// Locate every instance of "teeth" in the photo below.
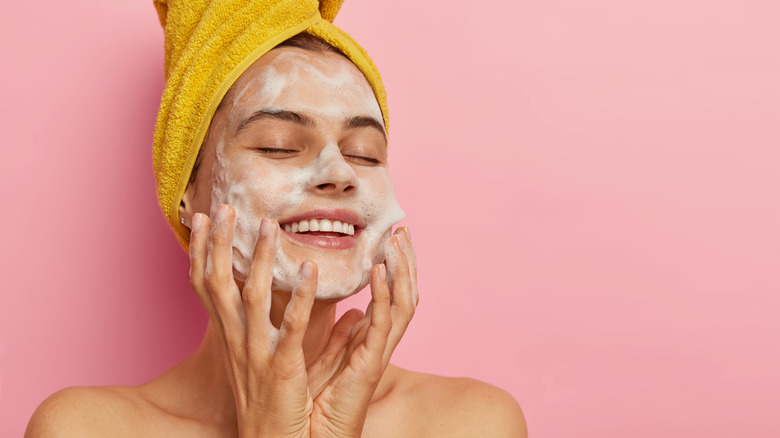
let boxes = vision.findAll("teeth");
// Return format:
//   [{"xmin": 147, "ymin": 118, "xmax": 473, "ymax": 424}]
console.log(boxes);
[{"xmin": 281, "ymin": 218, "xmax": 357, "ymax": 236}]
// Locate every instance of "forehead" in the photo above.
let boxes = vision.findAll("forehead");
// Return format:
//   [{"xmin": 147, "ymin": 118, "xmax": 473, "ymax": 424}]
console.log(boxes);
[{"xmin": 225, "ymin": 47, "xmax": 383, "ymax": 127}]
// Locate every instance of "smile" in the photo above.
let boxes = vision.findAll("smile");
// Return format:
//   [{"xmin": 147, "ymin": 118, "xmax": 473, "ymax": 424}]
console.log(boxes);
[
  {"xmin": 282, "ymin": 218, "xmax": 356, "ymax": 236},
  {"xmin": 277, "ymin": 209, "xmax": 364, "ymax": 249}
]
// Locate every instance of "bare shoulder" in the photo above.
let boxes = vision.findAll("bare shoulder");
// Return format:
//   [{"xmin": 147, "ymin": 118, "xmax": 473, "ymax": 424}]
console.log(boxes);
[
  {"xmin": 25, "ymin": 386, "xmax": 149, "ymax": 438},
  {"xmin": 380, "ymin": 366, "xmax": 528, "ymax": 437}
]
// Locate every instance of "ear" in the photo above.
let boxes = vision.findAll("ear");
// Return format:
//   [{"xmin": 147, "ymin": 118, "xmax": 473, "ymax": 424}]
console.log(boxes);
[{"xmin": 178, "ymin": 183, "xmax": 196, "ymax": 230}]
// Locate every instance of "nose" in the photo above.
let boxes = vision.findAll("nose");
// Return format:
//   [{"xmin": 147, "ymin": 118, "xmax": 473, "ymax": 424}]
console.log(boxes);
[{"xmin": 311, "ymin": 143, "xmax": 359, "ymax": 195}]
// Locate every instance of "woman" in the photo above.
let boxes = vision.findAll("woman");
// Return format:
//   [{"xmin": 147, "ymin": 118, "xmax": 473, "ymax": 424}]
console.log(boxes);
[{"xmin": 26, "ymin": 1, "xmax": 526, "ymax": 436}]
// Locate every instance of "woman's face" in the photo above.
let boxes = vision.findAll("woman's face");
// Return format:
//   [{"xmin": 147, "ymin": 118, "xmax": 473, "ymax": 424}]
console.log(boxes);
[{"xmin": 186, "ymin": 47, "xmax": 404, "ymax": 300}]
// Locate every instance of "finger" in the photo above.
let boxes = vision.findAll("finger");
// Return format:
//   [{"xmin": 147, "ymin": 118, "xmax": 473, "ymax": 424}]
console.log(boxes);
[
  {"xmin": 276, "ymin": 261, "xmax": 318, "ymax": 360},
  {"xmin": 382, "ymin": 235, "xmax": 415, "ymax": 365},
  {"xmin": 364, "ymin": 263, "xmax": 392, "ymax": 357},
  {"xmin": 345, "ymin": 307, "xmax": 372, "ymax": 359},
  {"xmin": 189, "ymin": 213, "xmax": 220, "ymax": 323},
  {"xmin": 191, "ymin": 211, "xmax": 246, "ymax": 395},
  {"xmin": 317, "ymin": 308, "xmax": 366, "ymax": 368},
  {"xmin": 396, "ymin": 227, "xmax": 419, "ymax": 306},
  {"xmin": 321, "ymin": 308, "xmax": 364, "ymax": 360},
  {"xmin": 243, "ymin": 217, "xmax": 278, "ymax": 360},
  {"xmin": 306, "ymin": 308, "xmax": 364, "ymax": 397},
  {"xmin": 387, "ymin": 234, "xmax": 414, "ymax": 319},
  {"xmin": 205, "ymin": 204, "xmax": 246, "ymax": 355}
]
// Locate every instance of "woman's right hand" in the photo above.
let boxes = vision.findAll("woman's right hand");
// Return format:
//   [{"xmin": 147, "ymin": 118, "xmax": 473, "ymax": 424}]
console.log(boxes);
[{"xmin": 188, "ymin": 204, "xmax": 317, "ymax": 437}]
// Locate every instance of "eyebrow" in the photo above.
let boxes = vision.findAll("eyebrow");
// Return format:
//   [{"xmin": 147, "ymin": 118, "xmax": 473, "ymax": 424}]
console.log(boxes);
[
  {"xmin": 236, "ymin": 109, "xmax": 316, "ymax": 134},
  {"xmin": 345, "ymin": 115, "xmax": 387, "ymax": 140},
  {"xmin": 235, "ymin": 108, "xmax": 386, "ymax": 139}
]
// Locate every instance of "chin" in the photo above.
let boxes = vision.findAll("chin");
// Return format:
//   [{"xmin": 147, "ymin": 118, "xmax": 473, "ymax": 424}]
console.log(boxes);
[
  {"xmin": 311, "ymin": 271, "xmax": 371, "ymax": 300},
  {"xmin": 280, "ymin": 236, "xmax": 390, "ymax": 301},
  {"xmin": 230, "ymin": 228, "xmax": 392, "ymax": 301}
]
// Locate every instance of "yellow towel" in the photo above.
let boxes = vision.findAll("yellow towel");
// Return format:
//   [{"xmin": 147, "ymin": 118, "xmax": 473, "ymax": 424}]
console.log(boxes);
[{"xmin": 152, "ymin": 0, "xmax": 389, "ymax": 251}]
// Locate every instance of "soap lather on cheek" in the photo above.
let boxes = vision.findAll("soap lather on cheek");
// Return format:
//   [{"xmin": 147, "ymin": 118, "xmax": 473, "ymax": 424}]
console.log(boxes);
[{"xmin": 210, "ymin": 141, "xmax": 404, "ymax": 298}]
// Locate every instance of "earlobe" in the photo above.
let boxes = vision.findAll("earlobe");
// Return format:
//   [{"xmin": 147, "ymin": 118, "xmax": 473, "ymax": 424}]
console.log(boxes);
[{"xmin": 178, "ymin": 184, "xmax": 196, "ymax": 229}]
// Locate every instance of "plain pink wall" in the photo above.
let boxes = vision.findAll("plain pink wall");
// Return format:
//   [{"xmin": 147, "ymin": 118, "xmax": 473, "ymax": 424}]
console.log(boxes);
[{"xmin": 2, "ymin": 0, "xmax": 779, "ymax": 436}]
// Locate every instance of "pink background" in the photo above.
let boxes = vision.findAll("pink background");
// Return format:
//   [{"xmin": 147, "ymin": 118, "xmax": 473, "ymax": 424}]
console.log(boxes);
[{"xmin": 2, "ymin": 0, "xmax": 779, "ymax": 436}]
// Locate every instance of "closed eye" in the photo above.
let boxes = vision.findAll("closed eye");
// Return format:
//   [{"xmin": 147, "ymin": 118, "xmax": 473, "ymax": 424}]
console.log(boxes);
[{"xmin": 345, "ymin": 155, "xmax": 381, "ymax": 165}]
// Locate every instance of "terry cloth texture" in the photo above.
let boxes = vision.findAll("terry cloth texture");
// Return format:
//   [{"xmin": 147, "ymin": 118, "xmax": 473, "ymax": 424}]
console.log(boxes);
[{"xmin": 152, "ymin": 0, "xmax": 389, "ymax": 251}]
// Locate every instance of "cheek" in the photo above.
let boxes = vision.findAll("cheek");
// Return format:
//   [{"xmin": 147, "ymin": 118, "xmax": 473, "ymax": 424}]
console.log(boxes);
[
  {"xmin": 359, "ymin": 169, "xmax": 405, "ymax": 232},
  {"xmin": 218, "ymin": 159, "xmax": 300, "ymax": 215},
  {"xmin": 364, "ymin": 170, "xmax": 400, "ymax": 207}
]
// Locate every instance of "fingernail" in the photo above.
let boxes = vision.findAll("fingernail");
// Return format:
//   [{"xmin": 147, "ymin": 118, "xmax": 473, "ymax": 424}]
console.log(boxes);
[
  {"xmin": 192, "ymin": 213, "xmax": 203, "ymax": 232},
  {"xmin": 299, "ymin": 260, "xmax": 314, "ymax": 278},
  {"xmin": 378, "ymin": 264, "xmax": 387, "ymax": 280},
  {"xmin": 259, "ymin": 218, "xmax": 274, "ymax": 237},
  {"xmin": 216, "ymin": 204, "xmax": 229, "ymax": 222},
  {"xmin": 403, "ymin": 227, "xmax": 412, "ymax": 242}
]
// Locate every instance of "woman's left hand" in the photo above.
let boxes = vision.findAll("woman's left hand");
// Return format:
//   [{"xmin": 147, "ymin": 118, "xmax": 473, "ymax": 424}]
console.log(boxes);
[{"xmin": 306, "ymin": 227, "xmax": 418, "ymax": 437}]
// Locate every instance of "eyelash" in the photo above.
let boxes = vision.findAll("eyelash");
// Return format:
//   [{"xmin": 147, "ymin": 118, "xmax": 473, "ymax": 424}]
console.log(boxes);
[
  {"xmin": 257, "ymin": 147, "xmax": 297, "ymax": 155},
  {"xmin": 256, "ymin": 148, "xmax": 381, "ymax": 165}
]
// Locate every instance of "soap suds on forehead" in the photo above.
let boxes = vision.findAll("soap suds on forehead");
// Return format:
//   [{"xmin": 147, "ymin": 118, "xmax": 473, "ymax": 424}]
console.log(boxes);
[{"xmin": 229, "ymin": 50, "xmax": 384, "ymax": 129}]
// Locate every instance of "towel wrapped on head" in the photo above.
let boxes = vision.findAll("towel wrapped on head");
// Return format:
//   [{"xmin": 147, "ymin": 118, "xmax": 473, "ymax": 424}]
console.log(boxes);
[{"xmin": 152, "ymin": 0, "xmax": 389, "ymax": 251}]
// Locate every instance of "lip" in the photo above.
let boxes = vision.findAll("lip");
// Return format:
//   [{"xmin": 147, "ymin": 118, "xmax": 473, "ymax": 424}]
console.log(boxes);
[
  {"xmin": 282, "ymin": 230, "xmax": 360, "ymax": 250},
  {"xmin": 278, "ymin": 208, "xmax": 365, "ymax": 250}
]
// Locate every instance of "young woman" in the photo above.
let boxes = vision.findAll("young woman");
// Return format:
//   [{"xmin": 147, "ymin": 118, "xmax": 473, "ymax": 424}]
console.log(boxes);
[{"xmin": 26, "ymin": 2, "xmax": 527, "ymax": 436}]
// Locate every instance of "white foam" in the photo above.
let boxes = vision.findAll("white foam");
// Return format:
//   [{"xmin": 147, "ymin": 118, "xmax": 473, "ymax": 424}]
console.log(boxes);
[{"xmin": 230, "ymin": 50, "xmax": 383, "ymax": 128}]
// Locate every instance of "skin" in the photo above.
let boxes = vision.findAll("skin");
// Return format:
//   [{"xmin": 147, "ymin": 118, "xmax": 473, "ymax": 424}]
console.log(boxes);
[{"xmin": 25, "ymin": 47, "xmax": 527, "ymax": 437}]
